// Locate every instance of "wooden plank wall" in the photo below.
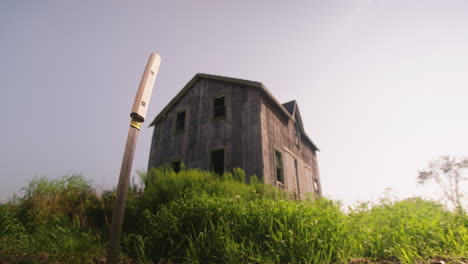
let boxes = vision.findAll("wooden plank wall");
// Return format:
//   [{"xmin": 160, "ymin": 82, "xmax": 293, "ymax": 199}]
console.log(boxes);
[
  {"xmin": 260, "ymin": 96, "xmax": 321, "ymax": 197},
  {"xmin": 148, "ymin": 76, "xmax": 321, "ymax": 197},
  {"xmin": 148, "ymin": 78, "xmax": 263, "ymax": 180}
]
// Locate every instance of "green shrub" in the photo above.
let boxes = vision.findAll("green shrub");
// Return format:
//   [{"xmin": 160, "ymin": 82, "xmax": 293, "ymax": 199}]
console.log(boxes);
[
  {"xmin": 139, "ymin": 167, "xmax": 283, "ymax": 214},
  {"xmin": 14, "ymin": 174, "xmax": 105, "ymax": 228},
  {"xmin": 345, "ymin": 197, "xmax": 468, "ymax": 263},
  {"xmin": 133, "ymin": 195, "xmax": 346, "ymax": 263},
  {"xmin": 0, "ymin": 175, "xmax": 106, "ymax": 263},
  {"xmin": 1, "ymin": 169, "xmax": 466, "ymax": 263},
  {"xmin": 0, "ymin": 223, "xmax": 104, "ymax": 263}
]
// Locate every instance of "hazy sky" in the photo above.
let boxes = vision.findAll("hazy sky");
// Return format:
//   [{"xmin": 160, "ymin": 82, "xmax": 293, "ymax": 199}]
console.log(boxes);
[{"xmin": 2, "ymin": 0, "xmax": 467, "ymax": 205}]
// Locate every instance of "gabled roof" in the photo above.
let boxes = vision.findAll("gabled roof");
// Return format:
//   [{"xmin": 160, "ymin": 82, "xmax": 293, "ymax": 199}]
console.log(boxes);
[
  {"xmin": 149, "ymin": 73, "xmax": 292, "ymax": 126},
  {"xmin": 149, "ymin": 73, "xmax": 318, "ymax": 150},
  {"xmin": 282, "ymin": 100, "xmax": 296, "ymax": 116},
  {"xmin": 282, "ymin": 100, "xmax": 319, "ymax": 151}
]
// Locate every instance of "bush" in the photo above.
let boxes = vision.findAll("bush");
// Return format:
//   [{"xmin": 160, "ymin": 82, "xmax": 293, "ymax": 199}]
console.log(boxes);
[
  {"xmin": 14, "ymin": 174, "xmax": 105, "ymax": 228},
  {"xmin": 138, "ymin": 167, "xmax": 283, "ymax": 213},
  {"xmin": 135, "ymin": 195, "xmax": 346, "ymax": 263},
  {"xmin": 1, "ymin": 169, "xmax": 466, "ymax": 263},
  {"xmin": 345, "ymin": 197, "xmax": 468, "ymax": 263},
  {"xmin": 0, "ymin": 175, "xmax": 106, "ymax": 263}
]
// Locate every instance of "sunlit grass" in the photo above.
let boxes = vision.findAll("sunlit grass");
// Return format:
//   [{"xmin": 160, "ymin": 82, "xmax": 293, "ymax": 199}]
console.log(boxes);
[{"xmin": 0, "ymin": 168, "xmax": 466, "ymax": 263}]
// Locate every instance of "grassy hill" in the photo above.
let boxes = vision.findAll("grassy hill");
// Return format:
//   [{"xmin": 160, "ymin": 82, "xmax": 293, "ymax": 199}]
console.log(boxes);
[{"xmin": 0, "ymin": 168, "xmax": 466, "ymax": 263}]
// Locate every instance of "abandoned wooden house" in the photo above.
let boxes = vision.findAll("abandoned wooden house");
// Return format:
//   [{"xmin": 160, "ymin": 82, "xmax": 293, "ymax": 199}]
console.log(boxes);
[{"xmin": 148, "ymin": 73, "xmax": 322, "ymax": 197}]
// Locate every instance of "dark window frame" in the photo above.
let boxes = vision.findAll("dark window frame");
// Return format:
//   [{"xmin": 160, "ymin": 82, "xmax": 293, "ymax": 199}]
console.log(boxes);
[
  {"xmin": 274, "ymin": 148, "xmax": 284, "ymax": 186},
  {"xmin": 212, "ymin": 95, "xmax": 226, "ymax": 120},
  {"xmin": 294, "ymin": 158, "xmax": 300, "ymax": 197},
  {"xmin": 294, "ymin": 122, "xmax": 301, "ymax": 148},
  {"xmin": 174, "ymin": 108, "xmax": 187, "ymax": 134}
]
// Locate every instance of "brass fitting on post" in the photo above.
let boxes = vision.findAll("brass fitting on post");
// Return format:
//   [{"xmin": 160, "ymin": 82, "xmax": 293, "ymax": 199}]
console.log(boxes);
[{"xmin": 130, "ymin": 119, "xmax": 142, "ymax": 130}]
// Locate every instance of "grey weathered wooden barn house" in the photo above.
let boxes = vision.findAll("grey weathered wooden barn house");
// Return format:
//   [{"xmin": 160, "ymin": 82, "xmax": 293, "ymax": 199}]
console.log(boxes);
[{"xmin": 148, "ymin": 73, "xmax": 322, "ymax": 197}]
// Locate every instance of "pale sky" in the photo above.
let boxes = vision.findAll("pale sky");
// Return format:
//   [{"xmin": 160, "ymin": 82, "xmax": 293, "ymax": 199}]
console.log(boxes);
[{"xmin": 1, "ymin": 0, "xmax": 467, "ymax": 206}]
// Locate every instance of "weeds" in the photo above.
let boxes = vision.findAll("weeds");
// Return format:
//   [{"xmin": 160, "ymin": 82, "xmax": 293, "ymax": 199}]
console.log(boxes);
[
  {"xmin": 0, "ymin": 169, "xmax": 466, "ymax": 263},
  {"xmin": 0, "ymin": 175, "xmax": 105, "ymax": 263}
]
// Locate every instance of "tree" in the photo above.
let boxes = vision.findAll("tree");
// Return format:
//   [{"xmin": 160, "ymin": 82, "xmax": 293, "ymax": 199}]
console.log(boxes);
[{"xmin": 418, "ymin": 155, "xmax": 467, "ymax": 214}]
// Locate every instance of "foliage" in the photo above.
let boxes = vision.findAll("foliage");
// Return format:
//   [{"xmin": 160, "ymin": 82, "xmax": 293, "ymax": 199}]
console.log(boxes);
[
  {"xmin": 418, "ymin": 155, "xmax": 468, "ymax": 213},
  {"xmin": 13, "ymin": 174, "xmax": 106, "ymax": 228},
  {"xmin": 0, "ymin": 168, "xmax": 467, "ymax": 263},
  {"xmin": 139, "ymin": 167, "xmax": 283, "ymax": 211},
  {"xmin": 139, "ymin": 195, "xmax": 346, "ymax": 263},
  {"xmin": 0, "ymin": 175, "xmax": 105, "ymax": 263},
  {"xmin": 346, "ymin": 197, "xmax": 467, "ymax": 263}
]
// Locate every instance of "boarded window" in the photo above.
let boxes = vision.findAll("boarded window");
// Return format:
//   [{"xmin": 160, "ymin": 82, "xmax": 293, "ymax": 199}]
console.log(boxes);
[
  {"xmin": 175, "ymin": 111, "xmax": 186, "ymax": 132},
  {"xmin": 275, "ymin": 150, "xmax": 284, "ymax": 184},
  {"xmin": 213, "ymin": 96, "xmax": 226, "ymax": 119},
  {"xmin": 210, "ymin": 149, "xmax": 225, "ymax": 175},
  {"xmin": 172, "ymin": 161, "xmax": 181, "ymax": 173}
]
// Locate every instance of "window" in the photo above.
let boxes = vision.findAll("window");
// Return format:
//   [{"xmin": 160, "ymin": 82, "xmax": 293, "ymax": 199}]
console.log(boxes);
[
  {"xmin": 294, "ymin": 159, "xmax": 300, "ymax": 196},
  {"xmin": 213, "ymin": 96, "xmax": 226, "ymax": 119},
  {"xmin": 175, "ymin": 110, "xmax": 186, "ymax": 133},
  {"xmin": 313, "ymin": 179, "xmax": 319, "ymax": 192},
  {"xmin": 172, "ymin": 160, "xmax": 181, "ymax": 173},
  {"xmin": 294, "ymin": 123, "xmax": 300, "ymax": 148},
  {"xmin": 275, "ymin": 150, "xmax": 284, "ymax": 184},
  {"xmin": 210, "ymin": 149, "xmax": 225, "ymax": 175}
]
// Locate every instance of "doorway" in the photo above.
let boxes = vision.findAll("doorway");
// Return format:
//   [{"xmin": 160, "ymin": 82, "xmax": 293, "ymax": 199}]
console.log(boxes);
[{"xmin": 210, "ymin": 149, "xmax": 225, "ymax": 175}]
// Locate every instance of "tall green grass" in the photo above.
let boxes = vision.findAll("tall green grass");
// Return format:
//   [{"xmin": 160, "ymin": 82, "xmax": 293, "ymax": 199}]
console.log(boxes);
[
  {"xmin": 345, "ymin": 198, "xmax": 467, "ymax": 263},
  {"xmin": 139, "ymin": 167, "xmax": 283, "ymax": 209},
  {"xmin": 124, "ymin": 168, "xmax": 467, "ymax": 263},
  {"xmin": 139, "ymin": 195, "xmax": 346, "ymax": 263},
  {"xmin": 0, "ymin": 175, "xmax": 105, "ymax": 263},
  {"xmin": 0, "ymin": 168, "xmax": 466, "ymax": 263}
]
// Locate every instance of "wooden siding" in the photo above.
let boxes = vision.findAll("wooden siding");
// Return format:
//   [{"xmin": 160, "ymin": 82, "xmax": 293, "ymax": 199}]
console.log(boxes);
[
  {"xmin": 148, "ymin": 75, "xmax": 321, "ymax": 197},
  {"xmin": 260, "ymin": 96, "xmax": 321, "ymax": 197},
  {"xmin": 283, "ymin": 150, "xmax": 298, "ymax": 195},
  {"xmin": 148, "ymin": 78, "xmax": 263, "ymax": 180}
]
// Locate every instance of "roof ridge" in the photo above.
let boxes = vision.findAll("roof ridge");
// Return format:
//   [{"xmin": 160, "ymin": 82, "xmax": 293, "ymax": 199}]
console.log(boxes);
[
  {"xmin": 149, "ymin": 73, "xmax": 293, "ymax": 126},
  {"xmin": 148, "ymin": 73, "xmax": 319, "ymax": 150}
]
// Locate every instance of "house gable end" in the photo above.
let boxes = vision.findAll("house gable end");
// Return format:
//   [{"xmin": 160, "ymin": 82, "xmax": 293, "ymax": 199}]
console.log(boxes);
[
  {"xmin": 149, "ymin": 74, "xmax": 201, "ymax": 127},
  {"xmin": 290, "ymin": 102, "xmax": 319, "ymax": 151},
  {"xmin": 282, "ymin": 100, "xmax": 296, "ymax": 116},
  {"xmin": 150, "ymin": 73, "xmax": 294, "ymax": 127}
]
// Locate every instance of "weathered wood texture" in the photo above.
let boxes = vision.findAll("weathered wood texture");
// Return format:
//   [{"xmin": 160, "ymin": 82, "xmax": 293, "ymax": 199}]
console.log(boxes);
[
  {"xmin": 148, "ymin": 75, "xmax": 322, "ymax": 197},
  {"xmin": 148, "ymin": 78, "xmax": 263, "ymax": 179},
  {"xmin": 260, "ymin": 97, "xmax": 322, "ymax": 197}
]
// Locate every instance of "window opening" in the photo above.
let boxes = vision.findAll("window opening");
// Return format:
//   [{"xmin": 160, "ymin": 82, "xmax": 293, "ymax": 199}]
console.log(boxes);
[
  {"xmin": 213, "ymin": 96, "xmax": 226, "ymax": 119},
  {"xmin": 294, "ymin": 123, "xmax": 300, "ymax": 147},
  {"xmin": 275, "ymin": 150, "xmax": 284, "ymax": 184},
  {"xmin": 313, "ymin": 179, "xmax": 319, "ymax": 192},
  {"xmin": 210, "ymin": 149, "xmax": 225, "ymax": 175},
  {"xmin": 175, "ymin": 111, "xmax": 186, "ymax": 132},
  {"xmin": 172, "ymin": 161, "xmax": 181, "ymax": 173},
  {"xmin": 294, "ymin": 159, "xmax": 300, "ymax": 196}
]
